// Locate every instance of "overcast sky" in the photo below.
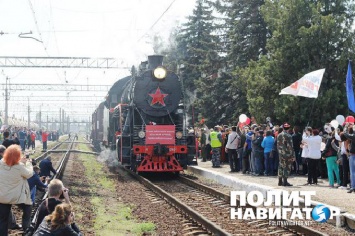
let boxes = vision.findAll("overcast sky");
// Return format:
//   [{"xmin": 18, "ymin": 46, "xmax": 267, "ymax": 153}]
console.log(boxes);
[{"xmin": 0, "ymin": 0, "xmax": 196, "ymax": 121}]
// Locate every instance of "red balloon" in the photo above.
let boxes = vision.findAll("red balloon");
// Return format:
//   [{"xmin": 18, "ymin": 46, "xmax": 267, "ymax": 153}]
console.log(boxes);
[
  {"xmin": 245, "ymin": 117, "xmax": 251, "ymax": 125},
  {"xmin": 346, "ymin": 116, "xmax": 355, "ymax": 124}
]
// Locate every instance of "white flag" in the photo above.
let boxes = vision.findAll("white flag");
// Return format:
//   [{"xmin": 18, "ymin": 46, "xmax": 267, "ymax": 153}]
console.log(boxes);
[{"xmin": 279, "ymin": 68, "xmax": 325, "ymax": 98}]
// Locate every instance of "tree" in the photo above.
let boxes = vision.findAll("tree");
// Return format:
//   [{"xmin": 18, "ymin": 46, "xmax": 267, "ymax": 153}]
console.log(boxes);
[
  {"xmin": 201, "ymin": 0, "xmax": 270, "ymax": 123},
  {"xmin": 176, "ymin": 0, "xmax": 221, "ymax": 92},
  {"xmin": 242, "ymin": 0, "xmax": 355, "ymax": 127}
]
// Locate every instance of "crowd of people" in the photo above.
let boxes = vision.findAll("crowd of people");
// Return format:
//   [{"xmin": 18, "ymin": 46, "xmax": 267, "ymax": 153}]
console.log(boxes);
[
  {"xmin": 0, "ymin": 127, "xmax": 61, "ymax": 152},
  {"xmin": 0, "ymin": 133, "xmax": 81, "ymax": 235},
  {"xmin": 198, "ymin": 116, "xmax": 355, "ymax": 192}
]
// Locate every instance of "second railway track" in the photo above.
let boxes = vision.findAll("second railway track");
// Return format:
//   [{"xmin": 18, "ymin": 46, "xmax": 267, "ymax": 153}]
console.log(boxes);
[{"xmin": 124, "ymin": 167, "xmax": 326, "ymax": 236}]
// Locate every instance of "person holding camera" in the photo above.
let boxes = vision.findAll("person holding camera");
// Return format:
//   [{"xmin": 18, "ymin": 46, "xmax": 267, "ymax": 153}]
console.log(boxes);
[
  {"xmin": 27, "ymin": 165, "xmax": 50, "ymax": 204},
  {"xmin": 34, "ymin": 179, "xmax": 71, "ymax": 231},
  {"xmin": 33, "ymin": 203, "xmax": 82, "ymax": 236},
  {"xmin": 0, "ymin": 145, "xmax": 33, "ymax": 235}
]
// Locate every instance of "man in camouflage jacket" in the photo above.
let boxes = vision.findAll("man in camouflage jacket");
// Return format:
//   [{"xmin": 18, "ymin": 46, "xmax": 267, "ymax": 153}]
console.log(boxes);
[{"xmin": 277, "ymin": 123, "xmax": 295, "ymax": 186}]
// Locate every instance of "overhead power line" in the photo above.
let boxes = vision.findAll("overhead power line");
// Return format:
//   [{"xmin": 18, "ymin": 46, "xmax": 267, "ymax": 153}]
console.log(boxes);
[
  {"xmin": 0, "ymin": 83, "xmax": 111, "ymax": 91},
  {"xmin": 0, "ymin": 56, "xmax": 127, "ymax": 69},
  {"xmin": 138, "ymin": 0, "xmax": 177, "ymax": 42}
]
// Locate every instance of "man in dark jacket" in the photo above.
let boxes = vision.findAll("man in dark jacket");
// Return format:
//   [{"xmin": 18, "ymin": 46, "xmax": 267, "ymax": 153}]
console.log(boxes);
[
  {"xmin": 28, "ymin": 166, "xmax": 49, "ymax": 204},
  {"xmin": 39, "ymin": 156, "xmax": 57, "ymax": 177},
  {"xmin": 2, "ymin": 131, "xmax": 20, "ymax": 148},
  {"xmin": 252, "ymin": 130, "xmax": 264, "ymax": 176}
]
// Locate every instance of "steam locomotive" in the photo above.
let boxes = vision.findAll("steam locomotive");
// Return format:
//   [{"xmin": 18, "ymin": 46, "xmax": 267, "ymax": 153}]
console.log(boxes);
[{"xmin": 92, "ymin": 55, "xmax": 197, "ymax": 172}]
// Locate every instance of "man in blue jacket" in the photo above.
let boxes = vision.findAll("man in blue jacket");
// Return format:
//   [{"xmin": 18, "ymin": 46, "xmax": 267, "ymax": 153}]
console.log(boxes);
[
  {"xmin": 39, "ymin": 156, "xmax": 57, "ymax": 177},
  {"xmin": 28, "ymin": 166, "xmax": 49, "ymax": 204}
]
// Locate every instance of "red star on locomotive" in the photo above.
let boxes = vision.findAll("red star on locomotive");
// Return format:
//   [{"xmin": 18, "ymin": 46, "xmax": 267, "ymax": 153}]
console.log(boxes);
[{"xmin": 149, "ymin": 87, "xmax": 168, "ymax": 106}]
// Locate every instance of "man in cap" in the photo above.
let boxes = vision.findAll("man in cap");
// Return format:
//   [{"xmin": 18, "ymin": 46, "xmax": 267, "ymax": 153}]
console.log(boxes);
[
  {"xmin": 277, "ymin": 123, "xmax": 295, "ymax": 186},
  {"xmin": 209, "ymin": 126, "xmax": 223, "ymax": 167}
]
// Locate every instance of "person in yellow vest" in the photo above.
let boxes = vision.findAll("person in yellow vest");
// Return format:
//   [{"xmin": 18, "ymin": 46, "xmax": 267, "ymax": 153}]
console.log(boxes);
[{"xmin": 209, "ymin": 126, "xmax": 223, "ymax": 167}]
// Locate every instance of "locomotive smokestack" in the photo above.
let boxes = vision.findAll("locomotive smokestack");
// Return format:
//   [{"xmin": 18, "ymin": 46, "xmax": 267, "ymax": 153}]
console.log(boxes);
[{"xmin": 148, "ymin": 55, "xmax": 164, "ymax": 69}]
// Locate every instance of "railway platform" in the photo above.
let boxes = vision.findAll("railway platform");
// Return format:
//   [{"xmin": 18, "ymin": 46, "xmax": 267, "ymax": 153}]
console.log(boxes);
[{"xmin": 187, "ymin": 160, "xmax": 355, "ymax": 229}]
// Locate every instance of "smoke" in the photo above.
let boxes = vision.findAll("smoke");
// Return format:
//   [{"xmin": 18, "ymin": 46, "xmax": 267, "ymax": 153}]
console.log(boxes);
[{"xmin": 97, "ymin": 148, "xmax": 119, "ymax": 167}]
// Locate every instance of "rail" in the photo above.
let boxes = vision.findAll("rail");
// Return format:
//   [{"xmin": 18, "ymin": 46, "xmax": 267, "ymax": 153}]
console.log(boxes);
[
  {"xmin": 122, "ymin": 166, "xmax": 232, "ymax": 236},
  {"xmin": 178, "ymin": 175, "xmax": 327, "ymax": 236},
  {"xmin": 25, "ymin": 138, "xmax": 75, "ymax": 236}
]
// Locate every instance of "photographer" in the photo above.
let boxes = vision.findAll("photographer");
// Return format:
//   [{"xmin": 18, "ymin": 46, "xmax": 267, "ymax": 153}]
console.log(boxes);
[
  {"xmin": 27, "ymin": 165, "xmax": 50, "ymax": 204},
  {"xmin": 33, "ymin": 179, "xmax": 71, "ymax": 231},
  {"xmin": 33, "ymin": 203, "xmax": 81, "ymax": 236}
]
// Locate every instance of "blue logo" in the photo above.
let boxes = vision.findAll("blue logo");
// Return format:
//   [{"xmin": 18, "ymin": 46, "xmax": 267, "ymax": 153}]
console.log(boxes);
[{"xmin": 311, "ymin": 204, "xmax": 331, "ymax": 223}]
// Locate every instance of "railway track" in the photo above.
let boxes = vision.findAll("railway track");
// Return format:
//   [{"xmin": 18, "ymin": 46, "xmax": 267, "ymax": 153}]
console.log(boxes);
[
  {"xmin": 24, "ymin": 138, "xmax": 76, "ymax": 235},
  {"xmin": 7, "ymin": 138, "xmax": 75, "ymax": 236},
  {"xmin": 123, "ymin": 167, "xmax": 326, "ymax": 236}
]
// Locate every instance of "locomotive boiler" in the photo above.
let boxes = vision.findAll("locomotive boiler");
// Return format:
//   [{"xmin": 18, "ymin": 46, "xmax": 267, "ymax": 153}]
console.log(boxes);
[{"xmin": 104, "ymin": 55, "xmax": 197, "ymax": 172}]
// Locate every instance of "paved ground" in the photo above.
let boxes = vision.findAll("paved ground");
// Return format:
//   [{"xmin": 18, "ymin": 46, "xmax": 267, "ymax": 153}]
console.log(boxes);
[{"xmin": 194, "ymin": 160, "xmax": 355, "ymax": 214}]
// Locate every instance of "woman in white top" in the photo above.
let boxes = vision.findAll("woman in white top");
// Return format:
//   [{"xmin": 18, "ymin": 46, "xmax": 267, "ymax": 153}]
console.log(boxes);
[
  {"xmin": 300, "ymin": 127, "xmax": 311, "ymax": 175},
  {"xmin": 302, "ymin": 128, "xmax": 322, "ymax": 185}
]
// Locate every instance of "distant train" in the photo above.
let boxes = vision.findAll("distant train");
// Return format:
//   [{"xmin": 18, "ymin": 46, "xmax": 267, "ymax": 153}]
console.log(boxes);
[{"xmin": 91, "ymin": 55, "xmax": 197, "ymax": 172}]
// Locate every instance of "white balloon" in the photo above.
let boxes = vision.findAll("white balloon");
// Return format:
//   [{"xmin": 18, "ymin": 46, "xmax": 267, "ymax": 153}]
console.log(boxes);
[
  {"xmin": 330, "ymin": 120, "xmax": 339, "ymax": 128},
  {"xmin": 239, "ymin": 114, "xmax": 247, "ymax": 123},
  {"xmin": 336, "ymin": 115, "xmax": 345, "ymax": 125}
]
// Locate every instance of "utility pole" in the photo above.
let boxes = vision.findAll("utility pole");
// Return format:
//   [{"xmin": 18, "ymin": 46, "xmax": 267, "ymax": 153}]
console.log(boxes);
[
  {"xmin": 67, "ymin": 116, "xmax": 70, "ymax": 133},
  {"xmin": 59, "ymin": 108, "xmax": 62, "ymax": 132},
  {"xmin": 4, "ymin": 77, "xmax": 9, "ymax": 126},
  {"xmin": 62, "ymin": 109, "xmax": 65, "ymax": 134},
  {"xmin": 27, "ymin": 97, "xmax": 30, "ymax": 129},
  {"xmin": 39, "ymin": 109, "xmax": 42, "ymax": 129}
]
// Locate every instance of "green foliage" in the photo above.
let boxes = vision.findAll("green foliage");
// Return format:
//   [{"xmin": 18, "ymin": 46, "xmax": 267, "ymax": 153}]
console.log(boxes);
[{"xmin": 162, "ymin": 0, "xmax": 355, "ymax": 127}]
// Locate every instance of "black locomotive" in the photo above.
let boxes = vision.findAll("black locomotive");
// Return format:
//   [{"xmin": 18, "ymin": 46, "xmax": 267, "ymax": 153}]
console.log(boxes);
[{"xmin": 93, "ymin": 55, "xmax": 197, "ymax": 172}]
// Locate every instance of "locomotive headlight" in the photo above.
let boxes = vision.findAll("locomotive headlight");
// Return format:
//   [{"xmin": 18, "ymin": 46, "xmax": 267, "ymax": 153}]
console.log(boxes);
[
  {"xmin": 176, "ymin": 131, "xmax": 183, "ymax": 139},
  {"xmin": 138, "ymin": 131, "xmax": 145, "ymax": 138},
  {"xmin": 153, "ymin": 66, "xmax": 167, "ymax": 79}
]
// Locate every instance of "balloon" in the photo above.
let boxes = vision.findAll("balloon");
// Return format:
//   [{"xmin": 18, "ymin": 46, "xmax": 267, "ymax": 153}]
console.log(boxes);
[
  {"xmin": 330, "ymin": 120, "xmax": 339, "ymax": 128},
  {"xmin": 336, "ymin": 115, "xmax": 345, "ymax": 125},
  {"xmin": 346, "ymin": 116, "xmax": 355, "ymax": 124},
  {"xmin": 239, "ymin": 114, "xmax": 247, "ymax": 123},
  {"xmin": 245, "ymin": 117, "xmax": 251, "ymax": 125}
]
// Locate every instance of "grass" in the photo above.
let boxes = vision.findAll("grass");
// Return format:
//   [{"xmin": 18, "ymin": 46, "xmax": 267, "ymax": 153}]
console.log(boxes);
[{"xmin": 78, "ymin": 144, "xmax": 156, "ymax": 236}]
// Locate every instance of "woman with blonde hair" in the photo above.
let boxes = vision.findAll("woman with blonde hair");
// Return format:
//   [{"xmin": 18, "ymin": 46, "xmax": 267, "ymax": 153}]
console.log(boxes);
[
  {"xmin": 34, "ymin": 203, "xmax": 81, "ymax": 236},
  {"xmin": 0, "ymin": 144, "xmax": 33, "ymax": 235}
]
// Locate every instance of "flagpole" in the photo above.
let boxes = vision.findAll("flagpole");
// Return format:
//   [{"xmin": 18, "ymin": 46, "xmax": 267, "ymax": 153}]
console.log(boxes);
[{"xmin": 306, "ymin": 98, "xmax": 317, "ymax": 128}]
